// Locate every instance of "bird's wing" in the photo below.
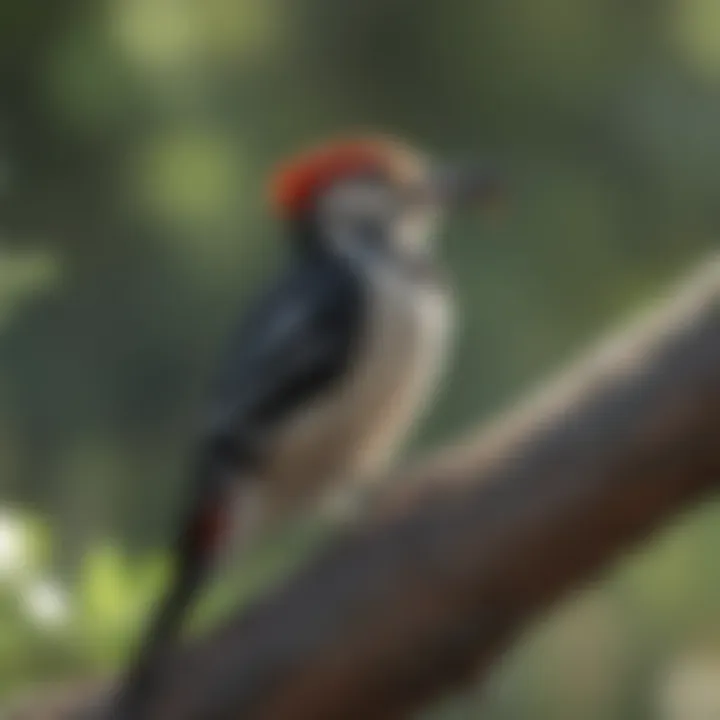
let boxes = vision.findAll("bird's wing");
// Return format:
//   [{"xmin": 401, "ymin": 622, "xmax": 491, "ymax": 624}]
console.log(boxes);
[
  {"xmin": 203, "ymin": 256, "xmax": 364, "ymax": 458},
  {"xmin": 114, "ymin": 258, "xmax": 366, "ymax": 718}
]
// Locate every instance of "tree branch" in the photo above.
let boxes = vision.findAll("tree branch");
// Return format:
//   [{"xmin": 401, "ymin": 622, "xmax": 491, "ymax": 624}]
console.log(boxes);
[{"xmin": 9, "ymin": 255, "xmax": 720, "ymax": 719}]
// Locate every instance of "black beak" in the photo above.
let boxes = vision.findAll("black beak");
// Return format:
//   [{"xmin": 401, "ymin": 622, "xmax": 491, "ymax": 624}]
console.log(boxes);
[{"xmin": 429, "ymin": 163, "xmax": 505, "ymax": 210}]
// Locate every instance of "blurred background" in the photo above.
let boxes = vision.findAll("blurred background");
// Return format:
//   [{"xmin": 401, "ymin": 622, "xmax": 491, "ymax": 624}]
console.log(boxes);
[{"xmin": 1, "ymin": 0, "xmax": 720, "ymax": 717}]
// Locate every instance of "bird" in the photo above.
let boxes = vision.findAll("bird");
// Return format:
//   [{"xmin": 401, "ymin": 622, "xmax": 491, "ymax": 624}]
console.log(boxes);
[{"xmin": 112, "ymin": 134, "xmax": 501, "ymax": 717}]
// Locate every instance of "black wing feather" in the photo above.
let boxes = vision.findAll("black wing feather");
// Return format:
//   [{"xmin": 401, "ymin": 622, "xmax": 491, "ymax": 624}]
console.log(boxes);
[{"xmin": 203, "ymin": 253, "xmax": 365, "ymax": 460}]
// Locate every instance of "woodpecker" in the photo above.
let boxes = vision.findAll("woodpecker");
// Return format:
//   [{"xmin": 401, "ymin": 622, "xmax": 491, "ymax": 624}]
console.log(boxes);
[{"xmin": 113, "ymin": 135, "xmax": 500, "ymax": 717}]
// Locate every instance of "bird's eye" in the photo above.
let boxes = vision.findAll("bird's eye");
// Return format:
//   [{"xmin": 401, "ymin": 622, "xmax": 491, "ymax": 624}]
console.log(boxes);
[
  {"xmin": 325, "ymin": 181, "xmax": 394, "ymax": 222},
  {"xmin": 399, "ymin": 183, "xmax": 433, "ymax": 208},
  {"xmin": 353, "ymin": 187, "xmax": 392, "ymax": 218}
]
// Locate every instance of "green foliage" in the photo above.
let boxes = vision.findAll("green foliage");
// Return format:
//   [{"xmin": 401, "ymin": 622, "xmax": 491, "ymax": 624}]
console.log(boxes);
[
  {"xmin": 0, "ymin": 250, "xmax": 62, "ymax": 331},
  {"xmin": 0, "ymin": 509, "xmax": 332, "ymax": 700}
]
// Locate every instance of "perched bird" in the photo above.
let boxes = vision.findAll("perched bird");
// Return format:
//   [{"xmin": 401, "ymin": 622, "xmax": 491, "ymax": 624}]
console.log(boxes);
[{"xmin": 113, "ymin": 135, "xmax": 500, "ymax": 716}]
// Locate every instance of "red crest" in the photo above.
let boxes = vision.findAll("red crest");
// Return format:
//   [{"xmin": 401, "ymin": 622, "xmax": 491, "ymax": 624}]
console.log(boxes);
[{"xmin": 269, "ymin": 136, "xmax": 423, "ymax": 218}]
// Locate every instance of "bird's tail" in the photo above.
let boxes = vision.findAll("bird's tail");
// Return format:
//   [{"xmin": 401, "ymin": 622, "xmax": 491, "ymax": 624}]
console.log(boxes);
[
  {"xmin": 111, "ymin": 495, "xmax": 228, "ymax": 719},
  {"xmin": 115, "ymin": 562, "xmax": 204, "ymax": 709}
]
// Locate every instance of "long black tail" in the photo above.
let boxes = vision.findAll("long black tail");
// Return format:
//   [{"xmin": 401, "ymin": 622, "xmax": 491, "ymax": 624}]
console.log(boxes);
[
  {"xmin": 112, "ymin": 556, "xmax": 207, "ymax": 717},
  {"xmin": 112, "ymin": 488, "xmax": 228, "ymax": 719},
  {"xmin": 111, "ymin": 546, "xmax": 208, "ymax": 717},
  {"xmin": 111, "ymin": 441, "xmax": 244, "ymax": 719}
]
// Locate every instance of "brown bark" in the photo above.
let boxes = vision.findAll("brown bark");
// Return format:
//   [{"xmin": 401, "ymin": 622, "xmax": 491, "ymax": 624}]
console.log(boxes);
[{"xmin": 8, "ymin": 255, "xmax": 720, "ymax": 719}]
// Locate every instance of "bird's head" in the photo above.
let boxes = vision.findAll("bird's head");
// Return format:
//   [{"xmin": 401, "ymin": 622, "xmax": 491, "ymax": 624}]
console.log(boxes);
[{"xmin": 268, "ymin": 135, "xmax": 502, "ymax": 265}]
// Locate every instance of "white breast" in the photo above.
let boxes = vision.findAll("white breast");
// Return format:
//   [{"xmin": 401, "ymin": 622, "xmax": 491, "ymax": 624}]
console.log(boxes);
[
  {"xmin": 260, "ymin": 264, "xmax": 454, "ymax": 521},
  {"xmin": 349, "ymin": 267, "xmax": 454, "ymax": 474}
]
